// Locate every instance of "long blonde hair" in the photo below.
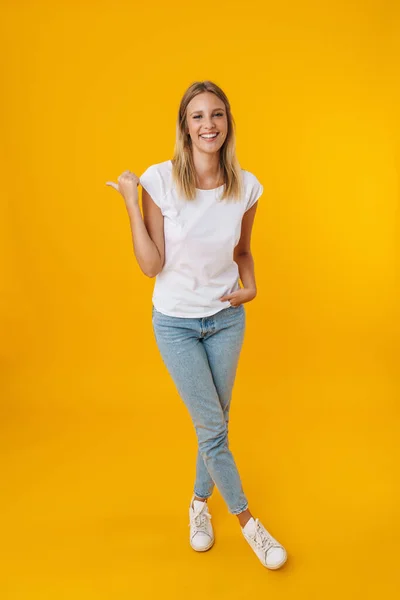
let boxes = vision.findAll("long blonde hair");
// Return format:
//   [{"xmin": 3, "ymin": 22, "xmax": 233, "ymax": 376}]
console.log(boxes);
[{"xmin": 171, "ymin": 81, "xmax": 244, "ymax": 202}]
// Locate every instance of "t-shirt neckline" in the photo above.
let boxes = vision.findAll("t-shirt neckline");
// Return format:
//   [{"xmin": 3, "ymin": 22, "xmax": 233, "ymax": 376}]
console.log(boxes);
[{"xmin": 168, "ymin": 159, "xmax": 225, "ymax": 192}]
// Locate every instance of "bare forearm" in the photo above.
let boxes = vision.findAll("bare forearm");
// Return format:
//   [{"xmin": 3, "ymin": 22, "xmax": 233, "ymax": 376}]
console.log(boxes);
[
  {"xmin": 127, "ymin": 204, "xmax": 162, "ymax": 277},
  {"xmin": 234, "ymin": 251, "xmax": 257, "ymax": 292}
]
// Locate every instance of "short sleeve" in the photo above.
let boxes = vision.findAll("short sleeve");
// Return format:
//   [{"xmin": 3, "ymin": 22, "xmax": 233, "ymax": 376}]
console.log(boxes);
[
  {"xmin": 245, "ymin": 174, "xmax": 264, "ymax": 211},
  {"xmin": 139, "ymin": 164, "xmax": 162, "ymax": 208}
]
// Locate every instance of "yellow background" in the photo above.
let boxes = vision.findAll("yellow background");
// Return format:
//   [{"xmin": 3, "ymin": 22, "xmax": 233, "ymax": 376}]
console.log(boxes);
[{"xmin": 1, "ymin": 0, "xmax": 399, "ymax": 598}]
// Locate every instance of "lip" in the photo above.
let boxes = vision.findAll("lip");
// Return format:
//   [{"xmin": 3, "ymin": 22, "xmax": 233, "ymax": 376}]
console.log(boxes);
[{"xmin": 200, "ymin": 132, "xmax": 220, "ymax": 142}]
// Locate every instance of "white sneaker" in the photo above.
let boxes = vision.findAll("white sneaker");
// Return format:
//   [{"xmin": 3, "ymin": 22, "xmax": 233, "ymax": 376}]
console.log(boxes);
[
  {"xmin": 242, "ymin": 517, "xmax": 287, "ymax": 569},
  {"xmin": 188, "ymin": 495, "xmax": 214, "ymax": 552}
]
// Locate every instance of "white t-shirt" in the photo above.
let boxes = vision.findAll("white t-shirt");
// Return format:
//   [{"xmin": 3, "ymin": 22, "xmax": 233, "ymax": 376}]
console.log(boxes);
[{"xmin": 139, "ymin": 159, "xmax": 263, "ymax": 318}]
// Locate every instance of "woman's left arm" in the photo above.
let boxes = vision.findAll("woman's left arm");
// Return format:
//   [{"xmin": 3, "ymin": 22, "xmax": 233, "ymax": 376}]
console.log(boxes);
[
  {"xmin": 220, "ymin": 201, "xmax": 258, "ymax": 306},
  {"xmin": 234, "ymin": 251, "xmax": 257, "ymax": 296}
]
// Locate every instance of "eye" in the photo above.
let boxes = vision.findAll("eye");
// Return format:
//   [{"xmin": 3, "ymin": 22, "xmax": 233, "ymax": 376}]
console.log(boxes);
[{"xmin": 193, "ymin": 112, "xmax": 224, "ymax": 119}]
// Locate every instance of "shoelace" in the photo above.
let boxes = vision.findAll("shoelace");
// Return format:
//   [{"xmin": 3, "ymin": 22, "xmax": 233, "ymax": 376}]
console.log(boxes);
[
  {"xmin": 250, "ymin": 519, "xmax": 280, "ymax": 553},
  {"xmin": 189, "ymin": 505, "xmax": 212, "ymax": 533}
]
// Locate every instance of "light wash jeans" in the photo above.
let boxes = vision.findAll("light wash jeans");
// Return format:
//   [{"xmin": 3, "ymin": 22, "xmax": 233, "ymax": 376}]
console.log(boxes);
[{"xmin": 151, "ymin": 303, "xmax": 248, "ymax": 515}]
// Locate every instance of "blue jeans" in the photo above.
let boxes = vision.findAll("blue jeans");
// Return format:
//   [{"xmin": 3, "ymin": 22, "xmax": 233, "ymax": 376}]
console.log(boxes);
[{"xmin": 151, "ymin": 303, "xmax": 248, "ymax": 515}]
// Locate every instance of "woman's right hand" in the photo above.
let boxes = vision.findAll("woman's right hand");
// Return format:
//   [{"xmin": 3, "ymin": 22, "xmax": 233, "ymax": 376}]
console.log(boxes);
[{"xmin": 106, "ymin": 170, "xmax": 140, "ymax": 210}]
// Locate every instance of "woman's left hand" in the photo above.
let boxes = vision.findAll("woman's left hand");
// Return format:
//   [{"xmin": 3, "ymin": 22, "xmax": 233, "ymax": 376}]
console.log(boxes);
[{"xmin": 220, "ymin": 287, "xmax": 257, "ymax": 307}]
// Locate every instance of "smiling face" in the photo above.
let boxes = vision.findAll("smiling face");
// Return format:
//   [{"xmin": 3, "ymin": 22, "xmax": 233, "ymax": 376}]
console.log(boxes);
[{"xmin": 185, "ymin": 91, "xmax": 228, "ymax": 156}]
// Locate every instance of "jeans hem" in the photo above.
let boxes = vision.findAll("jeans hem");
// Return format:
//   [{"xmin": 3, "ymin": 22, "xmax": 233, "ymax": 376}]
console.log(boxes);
[
  {"xmin": 193, "ymin": 490, "xmax": 213, "ymax": 500},
  {"xmin": 229, "ymin": 501, "xmax": 249, "ymax": 515}
]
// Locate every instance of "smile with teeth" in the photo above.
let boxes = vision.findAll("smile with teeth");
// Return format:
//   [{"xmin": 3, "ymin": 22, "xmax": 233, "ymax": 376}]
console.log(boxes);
[{"xmin": 200, "ymin": 133, "xmax": 219, "ymax": 140}]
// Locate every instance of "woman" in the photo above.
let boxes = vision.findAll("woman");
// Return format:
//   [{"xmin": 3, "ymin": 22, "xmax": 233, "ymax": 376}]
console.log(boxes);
[{"xmin": 106, "ymin": 80, "xmax": 287, "ymax": 570}]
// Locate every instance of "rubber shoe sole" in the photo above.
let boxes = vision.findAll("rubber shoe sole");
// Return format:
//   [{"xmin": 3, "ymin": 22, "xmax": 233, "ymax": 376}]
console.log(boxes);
[{"xmin": 190, "ymin": 535, "xmax": 215, "ymax": 552}]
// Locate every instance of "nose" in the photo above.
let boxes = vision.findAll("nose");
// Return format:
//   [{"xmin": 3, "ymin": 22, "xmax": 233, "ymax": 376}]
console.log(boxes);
[{"xmin": 203, "ymin": 115, "xmax": 216, "ymax": 129}]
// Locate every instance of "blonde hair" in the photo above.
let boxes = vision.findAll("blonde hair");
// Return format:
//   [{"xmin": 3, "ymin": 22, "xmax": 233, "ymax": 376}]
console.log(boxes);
[{"xmin": 171, "ymin": 80, "xmax": 244, "ymax": 202}]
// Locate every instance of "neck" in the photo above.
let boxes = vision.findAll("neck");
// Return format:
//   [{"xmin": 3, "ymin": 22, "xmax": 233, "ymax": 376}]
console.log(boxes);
[{"xmin": 192, "ymin": 149, "xmax": 222, "ymax": 187}]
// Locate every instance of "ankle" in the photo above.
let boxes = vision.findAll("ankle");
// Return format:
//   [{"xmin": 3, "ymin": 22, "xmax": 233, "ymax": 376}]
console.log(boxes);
[
  {"xmin": 193, "ymin": 495, "xmax": 207, "ymax": 503},
  {"xmin": 237, "ymin": 508, "xmax": 253, "ymax": 528}
]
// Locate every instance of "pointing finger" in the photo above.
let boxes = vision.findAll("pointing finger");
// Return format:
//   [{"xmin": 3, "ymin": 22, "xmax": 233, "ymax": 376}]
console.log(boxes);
[{"xmin": 105, "ymin": 182, "xmax": 119, "ymax": 191}]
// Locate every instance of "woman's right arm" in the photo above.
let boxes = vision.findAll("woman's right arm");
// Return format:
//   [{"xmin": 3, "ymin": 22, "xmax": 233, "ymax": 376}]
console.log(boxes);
[
  {"xmin": 106, "ymin": 170, "xmax": 165, "ymax": 278},
  {"xmin": 127, "ymin": 188, "xmax": 165, "ymax": 278}
]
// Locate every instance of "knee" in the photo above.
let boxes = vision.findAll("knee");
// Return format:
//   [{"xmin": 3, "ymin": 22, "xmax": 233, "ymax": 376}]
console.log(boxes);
[{"xmin": 198, "ymin": 426, "xmax": 228, "ymax": 458}]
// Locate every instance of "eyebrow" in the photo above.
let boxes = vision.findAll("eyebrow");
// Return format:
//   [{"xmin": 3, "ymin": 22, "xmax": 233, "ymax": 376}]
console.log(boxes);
[{"xmin": 189, "ymin": 108, "xmax": 225, "ymax": 115}]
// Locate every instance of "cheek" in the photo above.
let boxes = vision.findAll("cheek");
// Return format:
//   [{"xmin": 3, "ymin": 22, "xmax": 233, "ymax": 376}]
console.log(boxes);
[{"xmin": 188, "ymin": 122, "xmax": 199, "ymax": 135}]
